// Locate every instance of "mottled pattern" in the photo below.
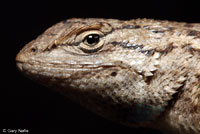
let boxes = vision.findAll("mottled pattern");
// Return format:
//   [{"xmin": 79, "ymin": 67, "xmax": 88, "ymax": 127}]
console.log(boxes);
[{"xmin": 16, "ymin": 18, "xmax": 200, "ymax": 134}]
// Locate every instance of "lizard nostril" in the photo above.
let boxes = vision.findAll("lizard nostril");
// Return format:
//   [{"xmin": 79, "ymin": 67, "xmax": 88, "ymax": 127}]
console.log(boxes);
[{"xmin": 31, "ymin": 47, "xmax": 37, "ymax": 52}]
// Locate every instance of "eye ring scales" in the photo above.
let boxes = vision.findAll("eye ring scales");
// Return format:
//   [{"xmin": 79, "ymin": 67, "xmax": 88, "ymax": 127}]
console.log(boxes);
[{"xmin": 77, "ymin": 30, "xmax": 105, "ymax": 53}]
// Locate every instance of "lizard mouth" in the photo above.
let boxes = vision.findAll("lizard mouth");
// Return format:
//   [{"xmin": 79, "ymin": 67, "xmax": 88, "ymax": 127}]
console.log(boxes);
[
  {"xmin": 16, "ymin": 60, "xmax": 117, "ymax": 80},
  {"xmin": 16, "ymin": 49, "xmax": 119, "ymax": 83}
]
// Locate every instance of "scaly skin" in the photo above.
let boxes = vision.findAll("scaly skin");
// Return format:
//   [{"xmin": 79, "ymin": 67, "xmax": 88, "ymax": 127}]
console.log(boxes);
[{"xmin": 16, "ymin": 18, "xmax": 200, "ymax": 133}]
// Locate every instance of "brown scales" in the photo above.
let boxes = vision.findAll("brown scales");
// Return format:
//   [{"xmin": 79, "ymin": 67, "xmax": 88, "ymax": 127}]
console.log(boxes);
[{"xmin": 16, "ymin": 18, "xmax": 200, "ymax": 134}]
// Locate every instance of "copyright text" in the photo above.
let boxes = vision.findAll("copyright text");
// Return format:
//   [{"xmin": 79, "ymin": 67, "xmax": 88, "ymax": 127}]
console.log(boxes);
[{"xmin": 2, "ymin": 129, "xmax": 29, "ymax": 133}]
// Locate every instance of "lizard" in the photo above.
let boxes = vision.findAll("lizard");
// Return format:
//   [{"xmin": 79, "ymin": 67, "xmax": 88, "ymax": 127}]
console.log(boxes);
[{"xmin": 16, "ymin": 18, "xmax": 200, "ymax": 134}]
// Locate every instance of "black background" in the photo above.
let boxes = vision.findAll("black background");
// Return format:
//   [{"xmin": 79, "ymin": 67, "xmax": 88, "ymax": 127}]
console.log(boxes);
[{"xmin": 2, "ymin": 0, "xmax": 200, "ymax": 133}]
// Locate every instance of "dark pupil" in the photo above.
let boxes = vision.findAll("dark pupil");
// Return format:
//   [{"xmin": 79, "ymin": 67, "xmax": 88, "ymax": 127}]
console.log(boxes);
[{"xmin": 86, "ymin": 34, "xmax": 100, "ymax": 45}]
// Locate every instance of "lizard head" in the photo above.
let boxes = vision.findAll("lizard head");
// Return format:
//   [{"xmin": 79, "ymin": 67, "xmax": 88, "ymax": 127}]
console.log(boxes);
[{"xmin": 16, "ymin": 18, "xmax": 183, "ymax": 127}]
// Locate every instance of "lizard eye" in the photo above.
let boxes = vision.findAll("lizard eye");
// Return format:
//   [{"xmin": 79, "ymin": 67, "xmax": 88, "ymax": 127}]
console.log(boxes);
[
  {"xmin": 78, "ymin": 30, "xmax": 105, "ymax": 53},
  {"xmin": 83, "ymin": 34, "xmax": 100, "ymax": 46}
]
